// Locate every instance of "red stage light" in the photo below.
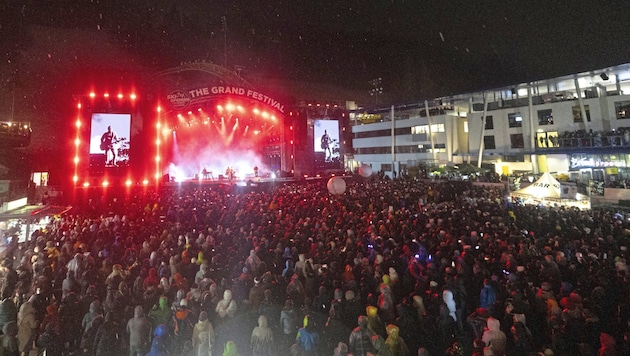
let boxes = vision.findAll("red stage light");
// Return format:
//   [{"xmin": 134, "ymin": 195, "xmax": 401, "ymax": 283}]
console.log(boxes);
[
  {"xmin": 89, "ymin": 92, "xmax": 96, "ymax": 98},
  {"xmin": 125, "ymin": 180, "xmax": 132, "ymax": 187},
  {"xmin": 130, "ymin": 94, "xmax": 137, "ymax": 100},
  {"xmin": 157, "ymin": 106, "xmax": 162, "ymax": 112},
  {"xmin": 143, "ymin": 179, "xmax": 149, "ymax": 185},
  {"xmin": 83, "ymin": 182, "xmax": 90, "ymax": 187},
  {"xmin": 217, "ymin": 105, "xmax": 223, "ymax": 111},
  {"xmin": 77, "ymin": 103, "xmax": 82, "ymax": 109},
  {"xmin": 198, "ymin": 108, "xmax": 202, "ymax": 112},
  {"xmin": 75, "ymin": 120, "xmax": 81, "ymax": 128},
  {"xmin": 226, "ymin": 103, "xmax": 235, "ymax": 111},
  {"xmin": 102, "ymin": 181, "xmax": 109, "ymax": 187},
  {"xmin": 74, "ymin": 138, "xmax": 80, "ymax": 146},
  {"xmin": 188, "ymin": 111, "xmax": 193, "ymax": 115},
  {"xmin": 117, "ymin": 93, "xmax": 124, "ymax": 99},
  {"xmin": 73, "ymin": 175, "xmax": 78, "ymax": 182},
  {"xmin": 104, "ymin": 93, "xmax": 110, "ymax": 98},
  {"xmin": 73, "ymin": 156, "xmax": 79, "ymax": 164}
]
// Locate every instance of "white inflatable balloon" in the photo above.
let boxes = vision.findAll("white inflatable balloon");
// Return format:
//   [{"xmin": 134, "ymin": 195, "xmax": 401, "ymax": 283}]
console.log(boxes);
[
  {"xmin": 327, "ymin": 176, "xmax": 347, "ymax": 195},
  {"xmin": 358, "ymin": 164, "xmax": 373, "ymax": 178}
]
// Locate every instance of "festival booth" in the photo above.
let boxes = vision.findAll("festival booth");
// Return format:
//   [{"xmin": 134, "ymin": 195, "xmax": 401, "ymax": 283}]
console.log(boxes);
[{"xmin": 511, "ymin": 172, "xmax": 591, "ymax": 210}]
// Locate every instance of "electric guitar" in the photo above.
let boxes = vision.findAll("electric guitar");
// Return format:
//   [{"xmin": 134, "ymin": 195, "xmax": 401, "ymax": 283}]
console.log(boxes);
[{"xmin": 100, "ymin": 137, "xmax": 123, "ymax": 151}]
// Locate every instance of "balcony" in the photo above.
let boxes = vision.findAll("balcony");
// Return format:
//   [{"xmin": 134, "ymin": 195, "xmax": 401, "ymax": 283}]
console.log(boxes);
[{"xmin": 536, "ymin": 133, "xmax": 630, "ymax": 153}]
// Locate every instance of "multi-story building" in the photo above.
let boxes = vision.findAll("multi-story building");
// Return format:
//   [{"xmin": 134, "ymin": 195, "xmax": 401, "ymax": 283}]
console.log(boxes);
[{"xmin": 351, "ymin": 62, "xmax": 630, "ymax": 184}]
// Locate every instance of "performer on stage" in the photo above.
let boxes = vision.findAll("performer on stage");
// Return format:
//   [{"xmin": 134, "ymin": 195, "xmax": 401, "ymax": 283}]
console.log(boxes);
[
  {"xmin": 321, "ymin": 130, "xmax": 332, "ymax": 161},
  {"xmin": 100, "ymin": 126, "xmax": 119, "ymax": 166}
]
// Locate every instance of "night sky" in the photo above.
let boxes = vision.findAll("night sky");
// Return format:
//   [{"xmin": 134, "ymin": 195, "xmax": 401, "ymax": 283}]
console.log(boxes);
[{"xmin": 1, "ymin": 0, "xmax": 630, "ymax": 172}]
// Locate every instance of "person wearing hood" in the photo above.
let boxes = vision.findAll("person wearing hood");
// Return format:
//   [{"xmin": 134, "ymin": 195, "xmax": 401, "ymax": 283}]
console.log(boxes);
[
  {"xmin": 295, "ymin": 254, "xmax": 307, "ymax": 279},
  {"xmin": 172, "ymin": 298, "xmax": 195, "ymax": 353},
  {"xmin": 93, "ymin": 312, "xmax": 121, "ymax": 356},
  {"xmin": 371, "ymin": 334, "xmax": 392, "ymax": 356},
  {"xmin": 0, "ymin": 291, "xmax": 17, "ymax": 334},
  {"xmin": 349, "ymin": 315, "xmax": 376, "ymax": 356},
  {"xmin": 245, "ymin": 250, "xmax": 261, "ymax": 277},
  {"xmin": 294, "ymin": 315, "xmax": 319, "ymax": 355},
  {"xmin": 384, "ymin": 324, "xmax": 409, "ymax": 356},
  {"xmin": 17, "ymin": 295, "xmax": 38, "ymax": 356},
  {"xmin": 149, "ymin": 296, "xmax": 172, "ymax": 327},
  {"xmin": 216, "ymin": 289, "xmax": 237, "ymax": 319},
  {"xmin": 144, "ymin": 268, "xmax": 160, "ymax": 290},
  {"xmin": 366, "ymin": 306, "xmax": 386, "ymax": 338},
  {"xmin": 59, "ymin": 292, "xmax": 82, "ymax": 352},
  {"xmin": 146, "ymin": 324, "xmax": 170, "ymax": 356},
  {"xmin": 80, "ymin": 300, "xmax": 103, "ymax": 355},
  {"xmin": 36, "ymin": 322, "xmax": 62, "ymax": 356},
  {"xmin": 192, "ymin": 311, "xmax": 214, "ymax": 355},
  {"xmin": 251, "ymin": 314, "xmax": 274, "ymax": 356},
  {"xmin": 195, "ymin": 264, "xmax": 210, "ymax": 286},
  {"xmin": 0, "ymin": 320, "xmax": 18, "ymax": 356},
  {"xmin": 282, "ymin": 259, "xmax": 295, "ymax": 281},
  {"xmin": 222, "ymin": 340, "xmax": 239, "ymax": 356},
  {"xmin": 126, "ymin": 305, "xmax": 151, "ymax": 356},
  {"xmin": 286, "ymin": 274, "xmax": 305, "ymax": 307},
  {"xmin": 442, "ymin": 290, "xmax": 457, "ymax": 322},
  {"xmin": 482, "ymin": 317, "xmax": 507, "ymax": 356}
]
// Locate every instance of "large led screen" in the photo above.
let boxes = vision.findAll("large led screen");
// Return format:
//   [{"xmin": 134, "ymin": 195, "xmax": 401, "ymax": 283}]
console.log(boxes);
[
  {"xmin": 314, "ymin": 119, "xmax": 340, "ymax": 163},
  {"xmin": 89, "ymin": 113, "xmax": 131, "ymax": 167}
]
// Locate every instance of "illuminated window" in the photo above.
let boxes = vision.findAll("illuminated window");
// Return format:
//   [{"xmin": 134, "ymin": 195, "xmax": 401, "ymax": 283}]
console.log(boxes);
[
  {"xmin": 537, "ymin": 109, "xmax": 554, "ymax": 125},
  {"xmin": 508, "ymin": 113, "xmax": 522, "ymax": 128},
  {"xmin": 615, "ymin": 101, "xmax": 630, "ymax": 119},
  {"xmin": 572, "ymin": 105, "xmax": 591, "ymax": 122},
  {"xmin": 411, "ymin": 124, "xmax": 445, "ymax": 134}
]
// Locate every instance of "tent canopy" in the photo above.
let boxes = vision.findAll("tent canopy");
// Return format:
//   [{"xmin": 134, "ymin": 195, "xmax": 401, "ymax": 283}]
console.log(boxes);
[{"xmin": 511, "ymin": 172, "xmax": 563, "ymax": 199}]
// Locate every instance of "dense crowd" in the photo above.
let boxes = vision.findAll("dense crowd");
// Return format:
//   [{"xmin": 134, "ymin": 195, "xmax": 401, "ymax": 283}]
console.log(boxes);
[{"xmin": 0, "ymin": 176, "xmax": 629, "ymax": 356}]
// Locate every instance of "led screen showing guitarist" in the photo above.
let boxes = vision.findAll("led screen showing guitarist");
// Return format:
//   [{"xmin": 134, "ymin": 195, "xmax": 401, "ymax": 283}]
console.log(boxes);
[{"xmin": 100, "ymin": 126, "xmax": 120, "ymax": 166}]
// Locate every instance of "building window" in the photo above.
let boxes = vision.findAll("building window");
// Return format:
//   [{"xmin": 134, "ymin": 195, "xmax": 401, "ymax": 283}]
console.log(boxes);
[
  {"xmin": 411, "ymin": 124, "xmax": 445, "ymax": 134},
  {"xmin": 508, "ymin": 112, "xmax": 523, "ymax": 128},
  {"xmin": 537, "ymin": 109, "xmax": 553, "ymax": 125},
  {"xmin": 484, "ymin": 136, "xmax": 496, "ymax": 149},
  {"xmin": 615, "ymin": 101, "xmax": 630, "ymax": 119},
  {"xmin": 484, "ymin": 116, "xmax": 494, "ymax": 130},
  {"xmin": 572, "ymin": 105, "xmax": 591, "ymax": 122},
  {"xmin": 510, "ymin": 134, "xmax": 524, "ymax": 148}
]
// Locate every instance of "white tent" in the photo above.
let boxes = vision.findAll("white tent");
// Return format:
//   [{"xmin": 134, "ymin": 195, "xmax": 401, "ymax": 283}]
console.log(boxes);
[{"xmin": 511, "ymin": 172, "xmax": 590, "ymax": 209}]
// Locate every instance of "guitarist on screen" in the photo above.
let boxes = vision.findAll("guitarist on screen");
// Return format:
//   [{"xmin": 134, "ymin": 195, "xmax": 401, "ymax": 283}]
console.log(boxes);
[{"xmin": 100, "ymin": 125, "xmax": 119, "ymax": 166}]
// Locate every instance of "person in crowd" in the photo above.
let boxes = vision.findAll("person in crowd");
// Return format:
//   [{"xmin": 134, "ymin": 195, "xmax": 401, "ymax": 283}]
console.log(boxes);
[
  {"xmin": 37, "ymin": 322, "xmax": 62, "ymax": 356},
  {"xmin": 348, "ymin": 315, "xmax": 376, "ymax": 356},
  {"xmin": 192, "ymin": 311, "xmax": 214, "ymax": 355},
  {"xmin": 127, "ymin": 305, "xmax": 151, "ymax": 356},
  {"xmin": 93, "ymin": 312, "xmax": 121, "ymax": 356},
  {"xmin": 251, "ymin": 314, "xmax": 274, "ymax": 356},
  {"xmin": 293, "ymin": 315, "xmax": 319, "ymax": 355},
  {"xmin": 16, "ymin": 295, "xmax": 38, "ymax": 356},
  {"xmin": 0, "ymin": 321, "xmax": 19, "ymax": 356},
  {"xmin": 222, "ymin": 340, "xmax": 239, "ymax": 356}
]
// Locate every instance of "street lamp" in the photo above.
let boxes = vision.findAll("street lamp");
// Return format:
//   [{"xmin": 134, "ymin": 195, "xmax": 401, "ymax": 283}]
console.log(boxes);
[{"xmin": 369, "ymin": 78, "xmax": 383, "ymax": 105}]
